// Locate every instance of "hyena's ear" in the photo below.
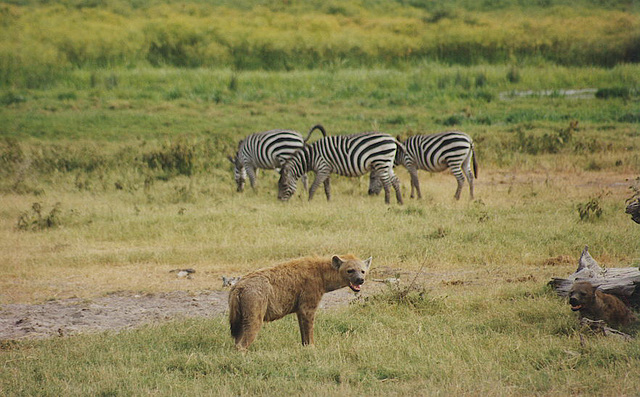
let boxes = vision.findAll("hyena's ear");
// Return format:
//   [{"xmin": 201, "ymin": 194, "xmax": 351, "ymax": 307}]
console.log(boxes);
[
  {"xmin": 332, "ymin": 255, "xmax": 344, "ymax": 270},
  {"xmin": 363, "ymin": 257, "xmax": 372, "ymax": 271}
]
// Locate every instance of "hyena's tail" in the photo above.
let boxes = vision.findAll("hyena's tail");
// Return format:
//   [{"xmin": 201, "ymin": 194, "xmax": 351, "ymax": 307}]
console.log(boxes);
[{"xmin": 228, "ymin": 288, "xmax": 243, "ymax": 339}]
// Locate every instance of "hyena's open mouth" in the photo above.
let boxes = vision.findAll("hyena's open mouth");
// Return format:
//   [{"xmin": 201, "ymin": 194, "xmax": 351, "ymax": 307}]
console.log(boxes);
[
  {"xmin": 570, "ymin": 304, "xmax": 582, "ymax": 311},
  {"xmin": 349, "ymin": 282, "xmax": 362, "ymax": 292}
]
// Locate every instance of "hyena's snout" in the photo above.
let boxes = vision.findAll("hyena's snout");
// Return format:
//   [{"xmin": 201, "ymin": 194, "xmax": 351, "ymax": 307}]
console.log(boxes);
[
  {"xmin": 347, "ymin": 271, "xmax": 366, "ymax": 292},
  {"xmin": 569, "ymin": 295, "xmax": 583, "ymax": 311}
]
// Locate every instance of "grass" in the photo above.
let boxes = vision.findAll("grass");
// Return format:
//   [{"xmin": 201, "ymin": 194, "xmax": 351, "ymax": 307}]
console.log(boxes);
[
  {"xmin": 3, "ymin": 284, "xmax": 640, "ymax": 395},
  {"xmin": 1, "ymin": 59, "xmax": 640, "ymax": 394},
  {"xmin": 1, "ymin": 0, "xmax": 639, "ymax": 88}
]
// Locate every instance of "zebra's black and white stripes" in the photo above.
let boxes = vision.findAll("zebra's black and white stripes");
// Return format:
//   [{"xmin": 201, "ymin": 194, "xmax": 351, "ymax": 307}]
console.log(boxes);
[
  {"xmin": 228, "ymin": 125, "xmax": 326, "ymax": 192},
  {"xmin": 369, "ymin": 131, "xmax": 477, "ymax": 200},
  {"xmin": 278, "ymin": 132, "xmax": 403, "ymax": 204}
]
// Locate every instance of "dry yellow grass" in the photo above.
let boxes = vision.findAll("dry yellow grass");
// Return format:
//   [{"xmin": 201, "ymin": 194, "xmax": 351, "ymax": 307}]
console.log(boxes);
[{"xmin": 2, "ymin": 168, "xmax": 638, "ymax": 305}]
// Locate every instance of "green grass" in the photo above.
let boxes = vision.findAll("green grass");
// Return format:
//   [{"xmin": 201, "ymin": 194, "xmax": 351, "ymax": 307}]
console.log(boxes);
[
  {"xmin": 3, "ymin": 285, "xmax": 640, "ymax": 395},
  {"xmin": 1, "ymin": 0, "xmax": 639, "ymax": 87},
  {"xmin": 1, "ymin": 58, "xmax": 640, "ymax": 395}
]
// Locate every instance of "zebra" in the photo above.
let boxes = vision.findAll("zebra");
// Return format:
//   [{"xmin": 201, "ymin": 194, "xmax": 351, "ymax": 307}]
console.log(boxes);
[
  {"xmin": 368, "ymin": 131, "xmax": 477, "ymax": 200},
  {"xmin": 228, "ymin": 125, "xmax": 326, "ymax": 192},
  {"xmin": 278, "ymin": 132, "xmax": 404, "ymax": 204}
]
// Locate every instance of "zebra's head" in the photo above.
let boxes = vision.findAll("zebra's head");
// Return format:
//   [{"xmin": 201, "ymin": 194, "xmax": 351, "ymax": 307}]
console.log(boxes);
[{"xmin": 227, "ymin": 155, "xmax": 247, "ymax": 192}]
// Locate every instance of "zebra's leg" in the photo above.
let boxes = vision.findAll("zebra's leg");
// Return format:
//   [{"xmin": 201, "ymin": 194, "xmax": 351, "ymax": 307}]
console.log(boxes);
[
  {"xmin": 368, "ymin": 170, "xmax": 382, "ymax": 196},
  {"xmin": 301, "ymin": 174, "xmax": 309, "ymax": 192},
  {"xmin": 462, "ymin": 153, "xmax": 475, "ymax": 200},
  {"xmin": 452, "ymin": 169, "xmax": 465, "ymax": 200},
  {"xmin": 309, "ymin": 171, "xmax": 329, "ymax": 201},
  {"xmin": 246, "ymin": 165, "xmax": 258, "ymax": 190},
  {"xmin": 323, "ymin": 178, "xmax": 331, "ymax": 201},
  {"xmin": 408, "ymin": 166, "xmax": 421, "ymax": 199},
  {"xmin": 383, "ymin": 182, "xmax": 391, "ymax": 205},
  {"xmin": 375, "ymin": 166, "xmax": 394, "ymax": 205},
  {"xmin": 390, "ymin": 169, "xmax": 403, "ymax": 205}
]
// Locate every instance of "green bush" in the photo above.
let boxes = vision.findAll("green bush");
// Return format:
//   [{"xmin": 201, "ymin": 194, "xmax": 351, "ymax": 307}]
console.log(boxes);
[
  {"xmin": 596, "ymin": 87, "xmax": 632, "ymax": 100},
  {"xmin": 16, "ymin": 202, "xmax": 62, "ymax": 231},
  {"xmin": 143, "ymin": 140, "xmax": 197, "ymax": 177}
]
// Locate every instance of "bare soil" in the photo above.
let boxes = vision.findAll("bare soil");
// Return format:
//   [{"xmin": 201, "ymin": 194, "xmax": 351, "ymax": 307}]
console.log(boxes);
[
  {"xmin": 0, "ymin": 265, "xmax": 495, "ymax": 341},
  {"xmin": 0, "ymin": 286, "xmax": 379, "ymax": 341}
]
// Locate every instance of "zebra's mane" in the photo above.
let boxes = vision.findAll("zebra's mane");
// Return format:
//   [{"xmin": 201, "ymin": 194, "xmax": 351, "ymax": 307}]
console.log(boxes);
[{"xmin": 284, "ymin": 146, "xmax": 311, "ymax": 177}]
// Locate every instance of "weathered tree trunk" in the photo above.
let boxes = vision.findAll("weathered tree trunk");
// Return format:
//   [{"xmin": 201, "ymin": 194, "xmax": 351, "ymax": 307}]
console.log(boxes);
[{"xmin": 549, "ymin": 246, "xmax": 640, "ymax": 308}]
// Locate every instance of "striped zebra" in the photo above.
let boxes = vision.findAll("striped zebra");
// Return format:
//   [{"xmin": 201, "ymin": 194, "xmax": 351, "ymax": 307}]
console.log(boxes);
[
  {"xmin": 278, "ymin": 132, "xmax": 404, "ymax": 204},
  {"xmin": 228, "ymin": 125, "xmax": 326, "ymax": 192},
  {"xmin": 368, "ymin": 131, "xmax": 477, "ymax": 200}
]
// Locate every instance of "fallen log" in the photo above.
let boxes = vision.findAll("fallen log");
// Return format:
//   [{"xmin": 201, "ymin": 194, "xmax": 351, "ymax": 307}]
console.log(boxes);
[
  {"xmin": 579, "ymin": 318, "xmax": 633, "ymax": 341},
  {"xmin": 549, "ymin": 246, "xmax": 640, "ymax": 308},
  {"xmin": 626, "ymin": 177, "xmax": 640, "ymax": 224},
  {"xmin": 626, "ymin": 198, "xmax": 640, "ymax": 224}
]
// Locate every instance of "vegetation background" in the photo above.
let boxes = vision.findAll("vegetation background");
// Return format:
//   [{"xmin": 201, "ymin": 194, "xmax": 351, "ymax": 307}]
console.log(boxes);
[{"xmin": 1, "ymin": 0, "xmax": 640, "ymax": 395}]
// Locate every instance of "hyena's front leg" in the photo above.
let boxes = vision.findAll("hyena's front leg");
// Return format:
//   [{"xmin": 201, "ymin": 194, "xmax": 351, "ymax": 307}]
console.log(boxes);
[
  {"xmin": 296, "ymin": 309, "xmax": 317, "ymax": 345},
  {"xmin": 296, "ymin": 293, "xmax": 321, "ymax": 345}
]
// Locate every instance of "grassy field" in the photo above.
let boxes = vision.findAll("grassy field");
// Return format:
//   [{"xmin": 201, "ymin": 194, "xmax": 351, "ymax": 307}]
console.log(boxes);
[
  {"xmin": 1, "ymin": 63, "xmax": 640, "ymax": 395},
  {"xmin": 1, "ymin": 0, "xmax": 639, "ymax": 87},
  {"xmin": 1, "ymin": 0, "xmax": 640, "ymax": 394}
]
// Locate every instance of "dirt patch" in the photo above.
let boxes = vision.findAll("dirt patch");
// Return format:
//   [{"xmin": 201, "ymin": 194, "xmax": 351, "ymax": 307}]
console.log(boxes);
[
  {"xmin": 0, "ymin": 263, "xmax": 559, "ymax": 341},
  {"xmin": 0, "ymin": 287, "xmax": 378, "ymax": 341}
]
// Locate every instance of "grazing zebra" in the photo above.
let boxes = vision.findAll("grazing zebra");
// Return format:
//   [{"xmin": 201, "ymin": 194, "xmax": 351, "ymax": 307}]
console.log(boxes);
[
  {"xmin": 278, "ymin": 132, "xmax": 404, "ymax": 204},
  {"xmin": 228, "ymin": 125, "xmax": 326, "ymax": 192},
  {"xmin": 368, "ymin": 131, "xmax": 477, "ymax": 200}
]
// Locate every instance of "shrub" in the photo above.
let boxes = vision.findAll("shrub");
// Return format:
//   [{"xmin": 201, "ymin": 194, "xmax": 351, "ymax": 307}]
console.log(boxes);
[
  {"xmin": 514, "ymin": 120, "xmax": 577, "ymax": 155},
  {"xmin": 16, "ymin": 202, "xmax": 62, "ymax": 231},
  {"xmin": 577, "ymin": 191, "xmax": 609, "ymax": 222},
  {"xmin": 143, "ymin": 139, "xmax": 196, "ymax": 177},
  {"xmin": 506, "ymin": 66, "xmax": 521, "ymax": 83},
  {"xmin": 441, "ymin": 114, "xmax": 465, "ymax": 126},
  {"xmin": 32, "ymin": 144, "xmax": 107, "ymax": 174},
  {"xmin": 0, "ymin": 137, "xmax": 25, "ymax": 171},
  {"xmin": 0, "ymin": 91, "xmax": 27, "ymax": 106},
  {"xmin": 595, "ymin": 87, "xmax": 631, "ymax": 100},
  {"xmin": 363, "ymin": 281, "xmax": 445, "ymax": 314}
]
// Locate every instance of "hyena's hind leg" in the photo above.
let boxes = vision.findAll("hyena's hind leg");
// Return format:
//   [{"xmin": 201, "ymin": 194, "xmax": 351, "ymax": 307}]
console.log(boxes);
[
  {"xmin": 231, "ymin": 291, "xmax": 267, "ymax": 351},
  {"xmin": 235, "ymin": 314, "xmax": 264, "ymax": 351}
]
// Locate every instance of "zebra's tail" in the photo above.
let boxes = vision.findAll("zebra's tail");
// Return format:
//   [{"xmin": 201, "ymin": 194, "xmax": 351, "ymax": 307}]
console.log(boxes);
[
  {"xmin": 471, "ymin": 144, "xmax": 478, "ymax": 179},
  {"xmin": 304, "ymin": 124, "xmax": 327, "ymax": 142}
]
